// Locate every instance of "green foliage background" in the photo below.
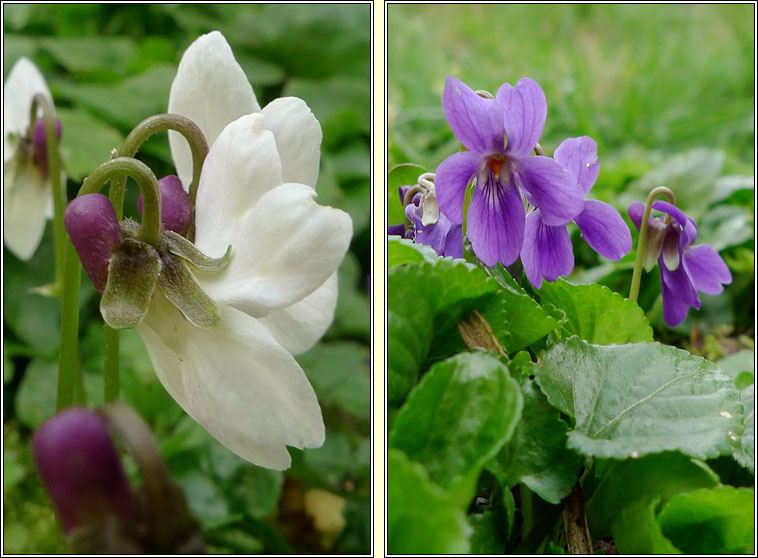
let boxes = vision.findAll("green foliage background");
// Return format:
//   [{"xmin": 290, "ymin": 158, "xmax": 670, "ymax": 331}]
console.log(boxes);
[{"xmin": 3, "ymin": 4, "xmax": 370, "ymax": 554}]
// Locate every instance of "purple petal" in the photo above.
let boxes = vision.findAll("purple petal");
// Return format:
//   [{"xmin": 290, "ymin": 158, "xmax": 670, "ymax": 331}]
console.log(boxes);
[
  {"xmin": 553, "ymin": 136, "xmax": 599, "ymax": 195},
  {"xmin": 435, "ymin": 151, "xmax": 482, "ymax": 224},
  {"xmin": 516, "ymin": 156, "xmax": 584, "ymax": 226},
  {"xmin": 387, "ymin": 224, "xmax": 405, "ymax": 236},
  {"xmin": 65, "ymin": 194, "xmax": 123, "ymax": 292},
  {"xmin": 628, "ymin": 201, "xmax": 645, "ymax": 230},
  {"xmin": 415, "ymin": 211, "xmax": 451, "ymax": 255},
  {"xmin": 496, "ymin": 78, "xmax": 547, "ymax": 158},
  {"xmin": 521, "ymin": 209, "xmax": 574, "ymax": 289},
  {"xmin": 660, "ymin": 259, "xmax": 700, "ymax": 327},
  {"xmin": 651, "ymin": 201, "xmax": 688, "ymax": 229},
  {"xmin": 442, "ymin": 223, "xmax": 464, "ymax": 258},
  {"xmin": 683, "ymin": 244, "xmax": 732, "ymax": 295},
  {"xmin": 574, "ymin": 200, "xmax": 632, "ymax": 260},
  {"xmin": 467, "ymin": 173, "xmax": 525, "ymax": 267},
  {"xmin": 443, "ymin": 75, "xmax": 505, "ymax": 153}
]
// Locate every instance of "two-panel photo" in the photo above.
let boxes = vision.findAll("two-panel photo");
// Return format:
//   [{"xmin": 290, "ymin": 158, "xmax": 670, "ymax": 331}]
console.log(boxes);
[{"xmin": 1, "ymin": 2, "xmax": 755, "ymax": 556}]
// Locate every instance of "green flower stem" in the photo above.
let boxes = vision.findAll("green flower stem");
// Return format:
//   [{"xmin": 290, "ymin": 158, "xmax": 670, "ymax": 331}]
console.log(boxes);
[
  {"xmin": 31, "ymin": 94, "xmax": 66, "ymax": 292},
  {"xmin": 56, "ymin": 242, "xmax": 82, "ymax": 410},
  {"xmin": 103, "ymin": 326, "xmax": 120, "ymax": 402},
  {"xmin": 80, "ymin": 157, "xmax": 163, "ymax": 247},
  {"xmin": 628, "ymin": 186, "xmax": 676, "ymax": 302},
  {"xmin": 110, "ymin": 114, "xmax": 209, "ymax": 240}
]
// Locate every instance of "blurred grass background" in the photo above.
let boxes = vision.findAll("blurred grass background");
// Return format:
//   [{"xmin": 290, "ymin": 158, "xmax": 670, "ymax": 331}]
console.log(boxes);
[
  {"xmin": 3, "ymin": 4, "xmax": 370, "ymax": 554},
  {"xmin": 388, "ymin": 4, "xmax": 754, "ymax": 351}
]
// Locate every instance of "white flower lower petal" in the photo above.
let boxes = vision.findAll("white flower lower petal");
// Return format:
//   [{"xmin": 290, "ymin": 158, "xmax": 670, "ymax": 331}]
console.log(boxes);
[
  {"xmin": 4, "ymin": 57, "xmax": 54, "ymax": 158},
  {"xmin": 3, "ymin": 158, "xmax": 51, "ymax": 260},
  {"xmin": 261, "ymin": 97, "xmax": 322, "ymax": 188},
  {"xmin": 194, "ymin": 113, "xmax": 283, "ymax": 256},
  {"xmin": 168, "ymin": 31, "xmax": 261, "ymax": 188},
  {"xmin": 137, "ymin": 297, "xmax": 325, "ymax": 470},
  {"xmin": 198, "ymin": 183, "xmax": 352, "ymax": 317},
  {"xmin": 259, "ymin": 273, "xmax": 338, "ymax": 355}
]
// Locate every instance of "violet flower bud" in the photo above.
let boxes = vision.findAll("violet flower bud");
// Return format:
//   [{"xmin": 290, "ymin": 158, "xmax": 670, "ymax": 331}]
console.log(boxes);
[
  {"xmin": 65, "ymin": 194, "xmax": 123, "ymax": 292},
  {"xmin": 33, "ymin": 408, "xmax": 135, "ymax": 533},
  {"xmin": 32, "ymin": 117, "xmax": 62, "ymax": 179},
  {"xmin": 138, "ymin": 175, "xmax": 191, "ymax": 236}
]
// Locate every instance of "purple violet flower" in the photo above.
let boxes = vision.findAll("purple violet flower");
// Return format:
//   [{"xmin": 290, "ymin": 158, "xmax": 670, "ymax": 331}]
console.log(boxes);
[
  {"xmin": 521, "ymin": 136, "xmax": 632, "ymax": 288},
  {"xmin": 628, "ymin": 200, "xmax": 732, "ymax": 326},
  {"xmin": 388, "ymin": 183, "xmax": 463, "ymax": 258},
  {"xmin": 435, "ymin": 76, "xmax": 584, "ymax": 267}
]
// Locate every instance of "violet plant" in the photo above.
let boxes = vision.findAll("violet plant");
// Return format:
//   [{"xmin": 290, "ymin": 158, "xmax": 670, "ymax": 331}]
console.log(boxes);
[{"xmin": 387, "ymin": 74, "xmax": 752, "ymax": 554}]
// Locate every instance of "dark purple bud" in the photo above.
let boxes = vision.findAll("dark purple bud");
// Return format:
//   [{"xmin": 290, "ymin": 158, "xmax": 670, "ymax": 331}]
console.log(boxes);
[
  {"xmin": 32, "ymin": 117, "xmax": 63, "ymax": 179},
  {"xmin": 65, "ymin": 194, "xmax": 123, "ymax": 292},
  {"xmin": 138, "ymin": 175, "xmax": 191, "ymax": 236},
  {"xmin": 33, "ymin": 408, "xmax": 135, "ymax": 533}
]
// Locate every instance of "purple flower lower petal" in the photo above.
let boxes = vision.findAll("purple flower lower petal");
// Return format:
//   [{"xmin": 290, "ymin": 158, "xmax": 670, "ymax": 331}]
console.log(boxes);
[
  {"xmin": 628, "ymin": 201, "xmax": 645, "ymax": 230},
  {"xmin": 467, "ymin": 173, "xmax": 525, "ymax": 267},
  {"xmin": 443, "ymin": 75, "xmax": 505, "ymax": 153},
  {"xmin": 387, "ymin": 224, "xmax": 405, "ymax": 236},
  {"xmin": 516, "ymin": 155, "xmax": 584, "ymax": 226},
  {"xmin": 553, "ymin": 136, "xmax": 599, "ymax": 195},
  {"xmin": 435, "ymin": 151, "xmax": 482, "ymax": 224},
  {"xmin": 415, "ymin": 211, "xmax": 451, "ymax": 255},
  {"xmin": 683, "ymin": 244, "xmax": 732, "ymax": 295},
  {"xmin": 442, "ymin": 223, "xmax": 463, "ymax": 258},
  {"xmin": 660, "ymin": 258, "xmax": 701, "ymax": 327},
  {"xmin": 574, "ymin": 200, "xmax": 632, "ymax": 261},
  {"xmin": 521, "ymin": 209, "xmax": 574, "ymax": 289},
  {"xmin": 495, "ymin": 78, "xmax": 547, "ymax": 158}
]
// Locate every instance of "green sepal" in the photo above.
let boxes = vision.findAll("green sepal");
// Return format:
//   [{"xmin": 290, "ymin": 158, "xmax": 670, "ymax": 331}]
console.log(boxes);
[
  {"xmin": 643, "ymin": 219, "xmax": 666, "ymax": 271},
  {"xmin": 158, "ymin": 254, "xmax": 221, "ymax": 328},
  {"xmin": 100, "ymin": 239, "xmax": 161, "ymax": 329},
  {"xmin": 163, "ymin": 230, "xmax": 232, "ymax": 272}
]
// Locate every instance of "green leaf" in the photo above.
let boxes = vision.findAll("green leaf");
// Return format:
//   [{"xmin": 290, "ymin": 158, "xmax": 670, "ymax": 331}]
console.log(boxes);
[
  {"xmin": 177, "ymin": 470, "xmax": 231, "ymax": 527},
  {"xmin": 480, "ymin": 263, "xmax": 559, "ymax": 352},
  {"xmin": 297, "ymin": 341, "xmax": 370, "ymax": 418},
  {"xmin": 15, "ymin": 358, "xmax": 58, "ymax": 429},
  {"xmin": 387, "ymin": 236, "xmax": 438, "ymax": 268},
  {"xmin": 656, "ymin": 486, "xmax": 755, "ymax": 555},
  {"xmin": 40, "ymin": 36, "xmax": 135, "ymax": 75},
  {"xmin": 488, "ymin": 379, "xmax": 581, "ymax": 504},
  {"xmin": 733, "ymin": 383, "xmax": 754, "ymax": 473},
  {"xmin": 586, "ymin": 452, "xmax": 719, "ymax": 536},
  {"xmin": 389, "ymin": 352, "xmax": 523, "ymax": 504},
  {"xmin": 533, "ymin": 337, "xmax": 744, "ymax": 460},
  {"xmin": 611, "ymin": 498, "xmax": 681, "ymax": 554},
  {"xmin": 388, "ymin": 163, "xmax": 426, "ymax": 225},
  {"xmin": 57, "ymin": 107, "xmax": 124, "ymax": 181},
  {"xmin": 387, "ymin": 449, "xmax": 470, "ymax": 554},
  {"xmin": 469, "ymin": 511, "xmax": 507, "ymax": 555},
  {"xmin": 538, "ymin": 279, "xmax": 653, "ymax": 344},
  {"xmin": 53, "ymin": 64, "xmax": 176, "ymax": 129},
  {"xmin": 232, "ymin": 466, "xmax": 284, "ymax": 519},
  {"xmin": 716, "ymin": 349, "xmax": 755, "ymax": 380},
  {"xmin": 3, "ymin": 451, "xmax": 27, "ymax": 493},
  {"xmin": 331, "ymin": 252, "xmax": 370, "ymax": 341}
]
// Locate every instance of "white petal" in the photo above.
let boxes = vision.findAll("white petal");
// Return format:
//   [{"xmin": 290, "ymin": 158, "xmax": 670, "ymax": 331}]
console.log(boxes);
[
  {"xmin": 137, "ymin": 297, "xmax": 325, "ymax": 470},
  {"xmin": 168, "ymin": 31, "xmax": 261, "ymax": 188},
  {"xmin": 4, "ymin": 57, "xmax": 53, "ymax": 162},
  {"xmin": 261, "ymin": 97, "xmax": 322, "ymax": 188},
  {"xmin": 194, "ymin": 113, "xmax": 283, "ymax": 255},
  {"xmin": 259, "ymin": 273, "xmax": 338, "ymax": 355},
  {"xmin": 3, "ymin": 158, "xmax": 50, "ymax": 260},
  {"xmin": 198, "ymin": 183, "xmax": 352, "ymax": 317}
]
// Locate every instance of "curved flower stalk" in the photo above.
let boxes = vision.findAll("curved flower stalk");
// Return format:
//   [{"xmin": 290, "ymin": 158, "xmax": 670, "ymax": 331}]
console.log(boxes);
[
  {"xmin": 521, "ymin": 137, "xmax": 632, "ymax": 288},
  {"xmin": 628, "ymin": 200, "xmax": 731, "ymax": 326},
  {"xmin": 98, "ymin": 31, "xmax": 349, "ymax": 470},
  {"xmin": 435, "ymin": 76, "xmax": 584, "ymax": 267},
  {"xmin": 3, "ymin": 57, "xmax": 62, "ymax": 260}
]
